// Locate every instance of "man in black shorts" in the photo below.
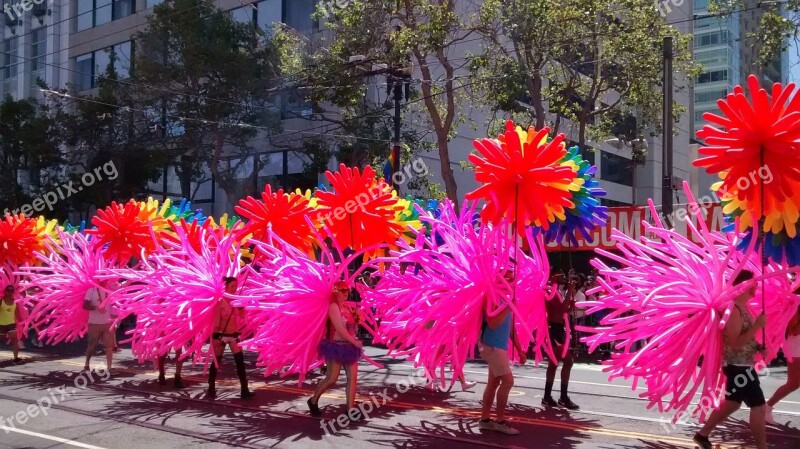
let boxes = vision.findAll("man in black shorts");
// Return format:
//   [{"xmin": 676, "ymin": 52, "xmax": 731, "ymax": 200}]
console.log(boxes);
[{"xmin": 694, "ymin": 270, "xmax": 767, "ymax": 449}]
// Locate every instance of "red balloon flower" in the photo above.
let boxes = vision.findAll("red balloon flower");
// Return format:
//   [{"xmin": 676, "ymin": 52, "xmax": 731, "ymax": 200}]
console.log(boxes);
[
  {"xmin": 466, "ymin": 120, "xmax": 578, "ymax": 232},
  {"xmin": 314, "ymin": 164, "xmax": 405, "ymax": 251},
  {"xmin": 695, "ymin": 75, "xmax": 800, "ymax": 218},
  {"xmin": 0, "ymin": 214, "xmax": 43, "ymax": 266},
  {"xmin": 87, "ymin": 201, "xmax": 165, "ymax": 265},
  {"xmin": 234, "ymin": 185, "xmax": 318, "ymax": 254}
]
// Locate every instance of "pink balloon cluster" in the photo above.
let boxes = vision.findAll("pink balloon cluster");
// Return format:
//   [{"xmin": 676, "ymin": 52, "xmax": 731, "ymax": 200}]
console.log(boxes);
[
  {"xmin": 110, "ymin": 222, "xmax": 243, "ymax": 365},
  {"xmin": 19, "ymin": 230, "xmax": 115, "ymax": 344},
  {"xmin": 359, "ymin": 200, "xmax": 551, "ymax": 390},
  {"xmin": 749, "ymin": 266, "xmax": 800, "ymax": 362},
  {"xmin": 232, "ymin": 222, "xmax": 376, "ymax": 386},
  {"xmin": 578, "ymin": 183, "xmax": 800, "ymax": 422}
]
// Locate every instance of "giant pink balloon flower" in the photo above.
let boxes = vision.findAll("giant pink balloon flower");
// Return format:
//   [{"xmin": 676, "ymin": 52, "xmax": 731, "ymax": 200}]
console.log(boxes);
[
  {"xmin": 749, "ymin": 267, "xmax": 800, "ymax": 362},
  {"xmin": 110, "ymin": 220, "xmax": 243, "ymax": 365},
  {"xmin": 231, "ymin": 221, "xmax": 380, "ymax": 386},
  {"xmin": 578, "ymin": 183, "xmax": 792, "ymax": 422},
  {"xmin": 18, "ymin": 229, "xmax": 116, "ymax": 344},
  {"xmin": 359, "ymin": 200, "xmax": 551, "ymax": 391}
]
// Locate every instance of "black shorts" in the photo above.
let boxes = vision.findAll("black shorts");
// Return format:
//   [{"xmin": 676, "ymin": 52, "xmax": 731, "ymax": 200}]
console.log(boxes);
[
  {"xmin": 723, "ymin": 365, "xmax": 766, "ymax": 407},
  {"xmin": 548, "ymin": 323, "xmax": 566, "ymax": 346},
  {"xmin": 212, "ymin": 332, "xmax": 240, "ymax": 341},
  {"xmin": 0, "ymin": 324, "xmax": 16, "ymax": 335}
]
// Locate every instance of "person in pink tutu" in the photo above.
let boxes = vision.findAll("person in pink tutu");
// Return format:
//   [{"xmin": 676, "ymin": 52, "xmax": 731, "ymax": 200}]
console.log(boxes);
[
  {"xmin": 307, "ymin": 281, "xmax": 363, "ymax": 417},
  {"xmin": 208, "ymin": 276, "xmax": 254, "ymax": 399}
]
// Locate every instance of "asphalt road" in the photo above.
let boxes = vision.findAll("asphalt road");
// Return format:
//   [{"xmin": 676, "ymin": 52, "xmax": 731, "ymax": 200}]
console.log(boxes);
[{"xmin": 1, "ymin": 343, "xmax": 799, "ymax": 449}]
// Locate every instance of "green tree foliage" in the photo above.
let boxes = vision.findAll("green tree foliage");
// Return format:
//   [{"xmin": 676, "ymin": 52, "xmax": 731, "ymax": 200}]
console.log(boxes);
[
  {"xmin": 133, "ymin": 0, "xmax": 289, "ymax": 200},
  {"xmin": 473, "ymin": 0, "xmax": 697, "ymax": 148}
]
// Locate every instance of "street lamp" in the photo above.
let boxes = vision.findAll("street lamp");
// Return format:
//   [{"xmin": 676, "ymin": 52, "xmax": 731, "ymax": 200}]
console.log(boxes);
[{"xmin": 605, "ymin": 136, "xmax": 649, "ymax": 205}]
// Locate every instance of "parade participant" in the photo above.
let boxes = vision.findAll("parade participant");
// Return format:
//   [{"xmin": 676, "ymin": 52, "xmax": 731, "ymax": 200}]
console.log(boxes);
[
  {"xmin": 307, "ymin": 281, "xmax": 363, "ymax": 417},
  {"xmin": 478, "ymin": 269, "xmax": 526, "ymax": 435},
  {"xmin": 158, "ymin": 348, "xmax": 185, "ymax": 389},
  {"xmin": 83, "ymin": 281, "xmax": 115, "ymax": 372},
  {"xmin": 542, "ymin": 271, "xmax": 579, "ymax": 410},
  {"xmin": 694, "ymin": 270, "xmax": 767, "ymax": 449},
  {"xmin": 1, "ymin": 284, "xmax": 25, "ymax": 364},
  {"xmin": 423, "ymin": 319, "xmax": 476, "ymax": 392},
  {"xmin": 208, "ymin": 276, "xmax": 254, "ymax": 399},
  {"xmin": 766, "ymin": 302, "xmax": 800, "ymax": 424}
]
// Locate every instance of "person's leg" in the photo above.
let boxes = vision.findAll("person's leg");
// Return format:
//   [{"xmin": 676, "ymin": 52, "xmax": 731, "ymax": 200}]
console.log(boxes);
[
  {"xmin": 157, "ymin": 354, "xmax": 167, "ymax": 384},
  {"xmin": 84, "ymin": 325, "xmax": 100, "ymax": 370},
  {"xmin": 174, "ymin": 349, "xmax": 185, "ymax": 388},
  {"xmin": 544, "ymin": 352, "xmax": 560, "ymax": 402},
  {"xmin": 767, "ymin": 359, "xmax": 800, "ymax": 406},
  {"xmin": 494, "ymin": 373, "xmax": 514, "ymax": 422},
  {"xmin": 750, "ymin": 405, "xmax": 767, "ymax": 449},
  {"xmin": 312, "ymin": 360, "xmax": 342, "ymax": 403},
  {"xmin": 343, "ymin": 362, "xmax": 358, "ymax": 410},
  {"xmin": 697, "ymin": 400, "xmax": 741, "ymax": 437},
  {"xmin": 481, "ymin": 370, "xmax": 500, "ymax": 420},
  {"xmin": 10, "ymin": 333, "xmax": 19, "ymax": 359},
  {"xmin": 101, "ymin": 328, "xmax": 114, "ymax": 371},
  {"xmin": 231, "ymin": 343, "xmax": 253, "ymax": 398},
  {"xmin": 208, "ymin": 340, "xmax": 223, "ymax": 395},
  {"xmin": 558, "ymin": 354, "xmax": 578, "ymax": 408}
]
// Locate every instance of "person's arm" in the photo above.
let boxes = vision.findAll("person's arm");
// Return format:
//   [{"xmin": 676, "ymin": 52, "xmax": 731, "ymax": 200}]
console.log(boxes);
[
  {"xmin": 328, "ymin": 303, "xmax": 361, "ymax": 347},
  {"xmin": 486, "ymin": 304, "xmax": 511, "ymax": 329},
  {"xmin": 211, "ymin": 304, "xmax": 221, "ymax": 333},
  {"xmin": 511, "ymin": 328, "xmax": 526, "ymax": 363}
]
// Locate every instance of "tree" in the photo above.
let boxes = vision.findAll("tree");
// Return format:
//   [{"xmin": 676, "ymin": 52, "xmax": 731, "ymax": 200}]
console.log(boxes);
[
  {"xmin": 0, "ymin": 95, "xmax": 62, "ymax": 213},
  {"xmin": 472, "ymin": 0, "xmax": 697, "ymax": 149},
  {"xmin": 297, "ymin": 0, "xmax": 476, "ymax": 205},
  {"xmin": 133, "ymin": 0, "xmax": 289, "ymax": 200}
]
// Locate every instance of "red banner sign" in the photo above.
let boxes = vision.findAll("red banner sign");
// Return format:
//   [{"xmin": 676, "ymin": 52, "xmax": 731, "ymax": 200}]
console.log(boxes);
[{"xmin": 545, "ymin": 203, "xmax": 726, "ymax": 252}]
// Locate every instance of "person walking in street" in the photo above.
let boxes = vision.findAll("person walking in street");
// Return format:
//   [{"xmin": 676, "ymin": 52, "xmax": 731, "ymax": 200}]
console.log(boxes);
[
  {"xmin": 307, "ymin": 281, "xmax": 363, "ymax": 417},
  {"xmin": 83, "ymin": 281, "xmax": 115, "ymax": 372},
  {"xmin": 766, "ymin": 302, "xmax": 800, "ymax": 424},
  {"xmin": 1, "ymin": 284, "xmax": 26, "ymax": 364},
  {"xmin": 542, "ymin": 272, "xmax": 579, "ymax": 410},
  {"xmin": 478, "ymin": 269, "xmax": 526, "ymax": 435},
  {"xmin": 208, "ymin": 276, "xmax": 254, "ymax": 399},
  {"xmin": 694, "ymin": 270, "xmax": 768, "ymax": 449}
]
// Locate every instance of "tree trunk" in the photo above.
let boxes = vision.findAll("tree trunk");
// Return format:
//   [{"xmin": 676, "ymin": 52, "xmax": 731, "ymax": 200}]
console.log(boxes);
[
  {"xmin": 531, "ymin": 73, "xmax": 546, "ymax": 130},
  {"xmin": 437, "ymin": 133, "xmax": 458, "ymax": 208}
]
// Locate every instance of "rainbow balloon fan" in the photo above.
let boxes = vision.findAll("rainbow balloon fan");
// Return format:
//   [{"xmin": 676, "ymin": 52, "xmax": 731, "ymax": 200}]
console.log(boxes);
[
  {"xmin": 87, "ymin": 200, "xmax": 167, "ymax": 265},
  {"xmin": 234, "ymin": 185, "xmax": 318, "ymax": 255},
  {"xmin": 314, "ymin": 164, "xmax": 406, "ymax": 256},
  {"xmin": 466, "ymin": 120, "xmax": 580, "ymax": 233},
  {"xmin": 695, "ymin": 75, "xmax": 800, "ymax": 263}
]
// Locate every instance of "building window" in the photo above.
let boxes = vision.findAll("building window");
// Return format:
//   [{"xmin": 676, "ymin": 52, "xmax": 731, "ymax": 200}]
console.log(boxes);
[
  {"xmin": 696, "ymin": 69, "xmax": 727, "ymax": 84},
  {"xmin": 257, "ymin": 0, "xmax": 281, "ymax": 33},
  {"xmin": 231, "ymin": 6, "xmax": 255, "ymax": 24},
  {"xmin": 75, "ymin": 53, "xmax": 93, "ymax": 90},
  {"xmin": 2, "ymin": 37, "xmax": 18, "ymax": 80},
  {"xmin": 695, "ymin": 31, "xmax": 728, "ymax": 48},
  {"xmin": 284, "ymin": 0, "xmax": 317, "ymax": 34},
  {"xmin": 30, "ymin": 28, "xmax": 46, "ymax": 72},
  {"xmin": 600, "ymin": 151, "xmax": 633, "ymax": 187},
  {"xmin": 146, "ymin": 0, "xmax": 162, "ymax": 7},
  {"xmin": 76, "ymin": 0, "xmax": 135, "ymax": 31},
  {"xmin": 112, "ymin": 41, "xmax": 132, "ymax": 79},
  {"xmin": 694, "ymin": 89, "xmax": 727, "ymax": 104}
]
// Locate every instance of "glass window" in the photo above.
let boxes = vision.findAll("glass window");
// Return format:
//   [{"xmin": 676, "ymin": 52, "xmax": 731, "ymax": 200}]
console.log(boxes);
[
  {"xmin": 112, "ymin": 41, "xmax": 132, "ymax": 78},
  {"xmin": 600, "ymin": 151, "xmax": 633, "ymax": 187},
  {"xmin": 284, "ymin": 0, "xmax": 316, "ymax": 34},
  {"xmin": 146, "ymin": 0, "xmax": 162, "ymax": 8},
  {"xmin": 287, "ymin": 151, "xmax": 311, "ymax": 174},
  {"xmin": 75, "ymin": 53, "xmax": 93, "ymax": 90},
  {"xmin": 2, "ymin": 38, "xmax": 18, "ymax": 80},
  {"xmin": 77, "ymin": 0, "xmax": 94, "ymax": 31},
  {"xmin": 96, "ymin": 0, "xmax": 112, "ymax": 26},
  {"xmin": 113, "ymin": 0, "xmax": 134, "ymax": 20},
  {"xmin": 231, "ymin": 7, "xmax": 254, "ymax": 24},
  {"xmin": 31, "ymin": 28, "xmax": 47, "ymax": 72},
  {"xmin": 696, "ymin": 69, "xmax": 727, "ymax": 84},
  {"xmin": 257, "ymin": 0, "xmax": 282, "ymax": 33},
  {"xmin": 94, "ymin": 48, "xmax": 110, "ymax": 80}
]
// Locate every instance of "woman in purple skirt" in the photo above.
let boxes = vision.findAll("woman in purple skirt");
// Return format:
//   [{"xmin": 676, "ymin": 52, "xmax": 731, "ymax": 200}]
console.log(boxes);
[{"xmin": 307, "ymin": 281, "xmax": 363, "ymax": 417}]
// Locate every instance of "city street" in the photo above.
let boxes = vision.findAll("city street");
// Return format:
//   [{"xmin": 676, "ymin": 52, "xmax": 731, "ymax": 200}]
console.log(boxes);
[{"xmin": 1, "ymin": 345, "xmax": 799, "ymax": 449}]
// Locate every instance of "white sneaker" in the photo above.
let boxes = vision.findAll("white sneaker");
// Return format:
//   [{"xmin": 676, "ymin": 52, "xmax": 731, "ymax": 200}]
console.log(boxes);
[
  {"xmin": 765, "ymin": 405, "xmax": 777, "ymax": 425},
  {"xmin": 460, "ymin": 381, "xmax": 477, "ymax": 391},
  {"xmin": 478, "ymin": 419, "xmax": 495, "ymax": 431},
  {"xmin": 492, "ymin": 420, "xmax": 519, "ymax": 435}
]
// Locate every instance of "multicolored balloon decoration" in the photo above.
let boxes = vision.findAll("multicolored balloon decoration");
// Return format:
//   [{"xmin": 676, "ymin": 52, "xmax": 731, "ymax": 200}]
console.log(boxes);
[
  {"xmin": 86, "ymin": 200, "xmax": 168, "ymax": 265},
  {"xmin": 694, "ymin": 75, "xmax": 800, "ymax": 265},
  {"xmin": 466, "ymin": 120, "xmax": 580, "ymax": 233}
]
